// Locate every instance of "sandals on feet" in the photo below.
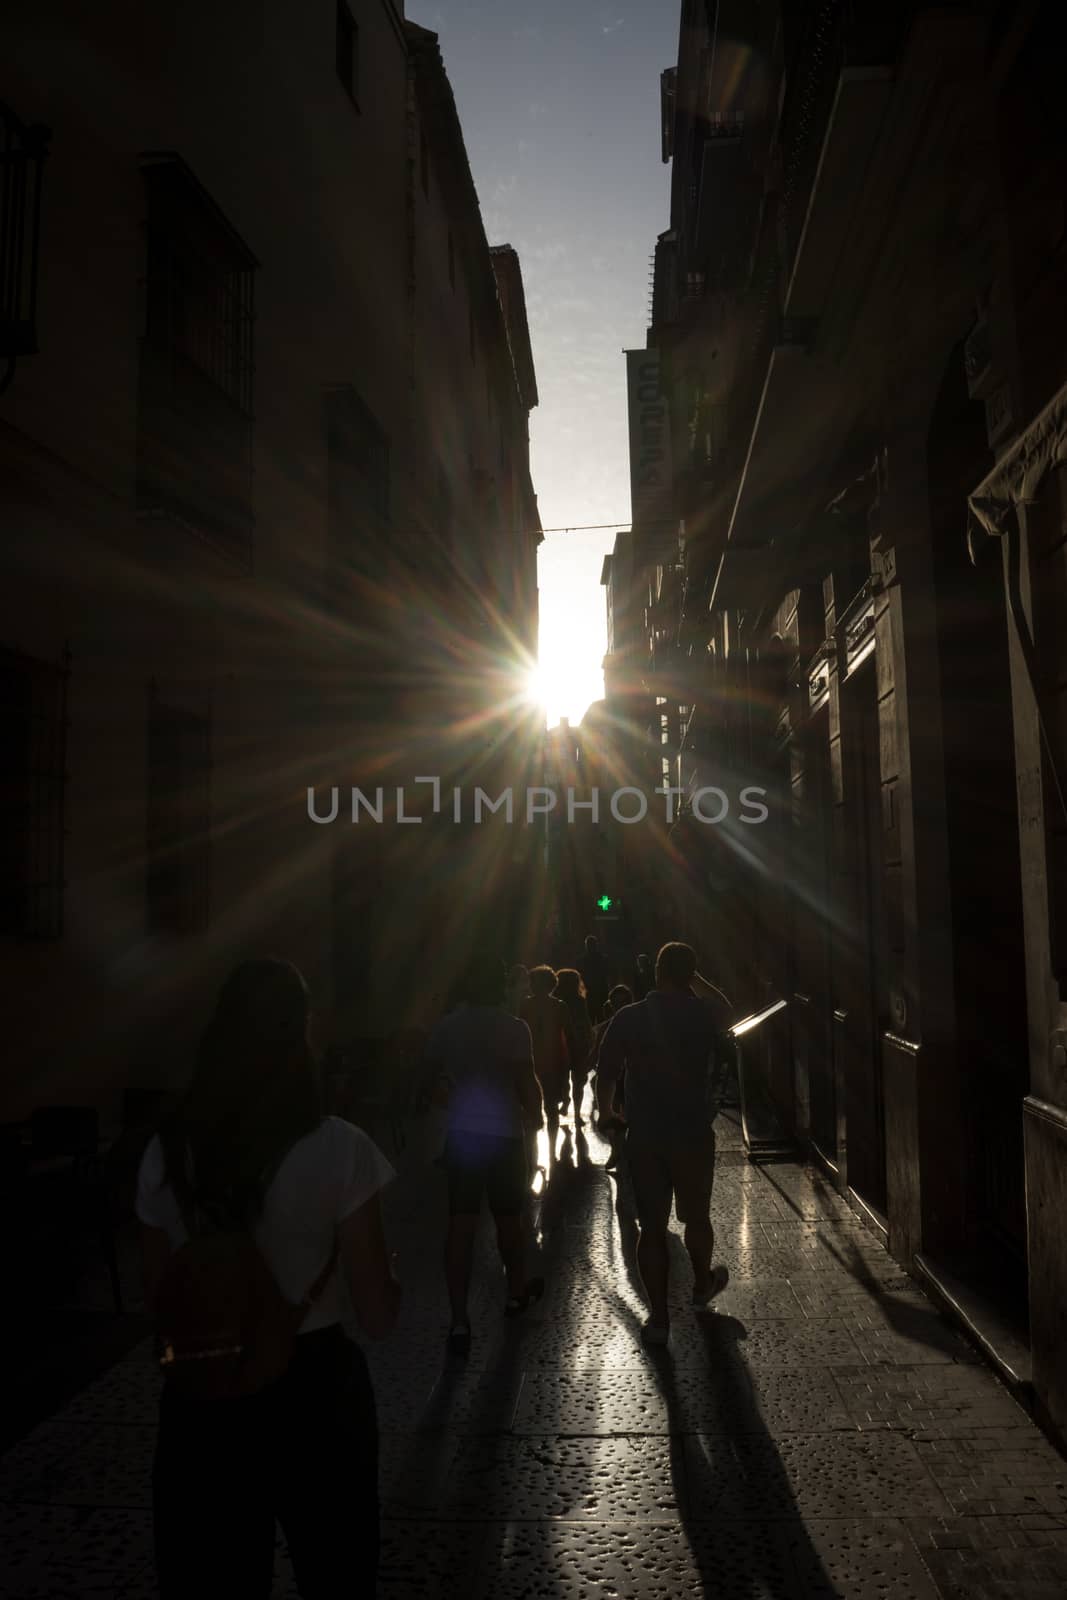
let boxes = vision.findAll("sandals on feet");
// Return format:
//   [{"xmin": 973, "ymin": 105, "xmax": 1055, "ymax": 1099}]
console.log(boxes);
[{"xmin": 504, "ymin": 1276, "xmax": 545, "ymax": 1318}]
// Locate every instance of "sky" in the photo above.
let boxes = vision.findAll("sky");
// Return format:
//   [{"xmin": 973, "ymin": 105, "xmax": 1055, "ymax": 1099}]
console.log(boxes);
[{"xmin": 412, "ymin": 0, "xmax": 680, "ymax": 727}]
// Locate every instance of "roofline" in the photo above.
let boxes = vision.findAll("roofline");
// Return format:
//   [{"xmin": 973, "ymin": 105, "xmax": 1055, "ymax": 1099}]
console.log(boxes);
[{"xmin": 406, "ymin": 24, "xmax": 536, "ymax": 420}]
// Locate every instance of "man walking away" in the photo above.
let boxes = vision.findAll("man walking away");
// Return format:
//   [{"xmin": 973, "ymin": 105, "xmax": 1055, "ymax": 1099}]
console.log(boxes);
[
  {"xmin": 596, "ymin": 941, "xmax": 731, "ymax": 1347},
  {"xmin": 425, "ymin": 952, "xmax": 545, "ymax": 1357}
]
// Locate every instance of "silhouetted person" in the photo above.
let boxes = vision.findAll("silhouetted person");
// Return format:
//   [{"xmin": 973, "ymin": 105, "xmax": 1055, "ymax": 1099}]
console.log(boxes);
[
  {"xmin": 425, "ymin": 951, "xmax": 544, "ymax": 1356},
  {"xmin": 137, "ymin": 958, "xmax": 400, "ymax": 1599},
  {"xmin": 596, "ymin": 941, "xmax": 732, "ymax": 1347},
  {"xmin": 592, "ymin": 983, "xmax": 633, "ymax": 1169},
  {"xmin": 521, "ymin": 964, "xmax": 571, "ymax": 1143},
  {"xmin": 506, "ymin": 962, "xmax": 530, "ymax": 1017},
  {"xmin": 553, "ymin": 967, "xmax": 593, "ymax": 1125},
  {"xmin": 578, "ymin": 933, "xmax": 609, "ymax": 1022},
  {"xmin": 633, "ymin": 951, "xmax": 654, "ymax": 1000}
]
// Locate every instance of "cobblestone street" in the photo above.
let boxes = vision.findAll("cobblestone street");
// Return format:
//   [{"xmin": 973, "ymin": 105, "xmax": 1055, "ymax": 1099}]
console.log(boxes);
[{"xmin": 2, "ymin": 1107, "xmax": 1066, "ymax": 1598}]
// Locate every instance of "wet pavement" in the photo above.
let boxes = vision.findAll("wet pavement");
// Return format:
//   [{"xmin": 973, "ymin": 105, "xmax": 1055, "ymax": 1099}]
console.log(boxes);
[{"xmin": 2, "ymin": 1105, "xmax": 1066, "ymax": 1597}]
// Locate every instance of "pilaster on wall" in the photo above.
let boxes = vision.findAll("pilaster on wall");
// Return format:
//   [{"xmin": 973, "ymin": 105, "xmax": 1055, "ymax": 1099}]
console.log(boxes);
[
  {"xmin": 824, "ymin": 573, "xmax": 850, "ymax": 1194},
  {"xmin": 873, "ymin": 425, "xmax": 963, "ymax": 1261},
  {"xmin": 1009, "ymin": 494, "xmax": 1067, "ymax": 1441},
  {"xmin": 1008, "ymin": 500, "xmax": 1067, "ymax": 1100}
]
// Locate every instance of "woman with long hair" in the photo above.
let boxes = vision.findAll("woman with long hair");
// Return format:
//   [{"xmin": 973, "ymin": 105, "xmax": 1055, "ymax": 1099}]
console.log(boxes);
[
  {"xmin": 520, "ymin": 965, "xmax": 570, "ymax": 1145},
  {"xmin": 552, "ymin": 967, "xmax": 593, "ymax": 1125},
  {"xmin": 592, "ymin": 984, "xmax": 634, "ymax": 1156},
  {"xmin": 136, "ymin": 958, "xmax": 400, "ymax": 1599}
]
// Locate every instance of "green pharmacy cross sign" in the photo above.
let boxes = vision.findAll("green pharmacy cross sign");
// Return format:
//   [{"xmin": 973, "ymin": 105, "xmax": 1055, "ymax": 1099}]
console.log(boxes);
[{"xmin": 596, "ymin": 894, "xmax": 617, "ymax": 912}]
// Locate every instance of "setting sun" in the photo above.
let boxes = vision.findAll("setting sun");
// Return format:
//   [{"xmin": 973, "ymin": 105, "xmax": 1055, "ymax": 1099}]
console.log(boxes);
[
  {"xmin": 523, "ymin": 650, "xmax": 603, "ymax": 729},
  {"xmin": 528, "ymin": 532, "xmax": 614, "ymax": 726}
]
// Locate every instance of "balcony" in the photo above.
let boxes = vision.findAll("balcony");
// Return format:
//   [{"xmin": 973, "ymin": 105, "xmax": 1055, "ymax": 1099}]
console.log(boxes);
[
  {"xmin": 710, "ymin": 31, "xmax": 899, "ymax": 616},
  {"xmin": 783, "ymin": 66, "xmax": 894, "ymax": 325},
  {"xmin": 839, "ymin": 579, "xmax": 877, "ymax": 677},
  {"xmin": 136, "ymin": 156, "xmax": 257, "ymax": 568}
]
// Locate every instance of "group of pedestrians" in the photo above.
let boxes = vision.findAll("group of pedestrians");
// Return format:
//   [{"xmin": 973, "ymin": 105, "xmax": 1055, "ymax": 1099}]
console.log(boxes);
[{"xmin": 134, "ymin": 936, "xmax": 734, "ymax": 1596}]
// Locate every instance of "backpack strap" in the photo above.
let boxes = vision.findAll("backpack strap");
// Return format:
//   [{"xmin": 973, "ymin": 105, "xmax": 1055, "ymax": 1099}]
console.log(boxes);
[{"xmin": 298, "ymin": 1238, "xmax": 340, "ymax": 1314}]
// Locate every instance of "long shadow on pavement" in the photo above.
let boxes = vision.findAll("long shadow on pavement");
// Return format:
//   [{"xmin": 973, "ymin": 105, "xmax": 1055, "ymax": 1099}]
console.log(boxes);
[{"xmin": 607, "ymin": 1170, "xmax": 837, "ymax": 1599}]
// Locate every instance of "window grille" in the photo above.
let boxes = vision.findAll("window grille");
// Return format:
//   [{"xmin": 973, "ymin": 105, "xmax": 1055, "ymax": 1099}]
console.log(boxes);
[
  {"xmin": 0, "ymin": 645, "xmax": 69, "ymax": 939},
  {"xmin": 146, "ymin": 691, "xmax": 211, "ymax": 936},
  {"xmin": 137, "ymin": 156, "xmax": 257, "ymax": 565},
  {"xmin": 707, "ymin": 111, "xmax": 745, "ymax": 142},
  {"xmin": 141, "ymin": 159, "xmax": 255, "ymax": 417},
  {"xmin": 0, "ymin": 104, "xmax": 50, "ymax": 390}
]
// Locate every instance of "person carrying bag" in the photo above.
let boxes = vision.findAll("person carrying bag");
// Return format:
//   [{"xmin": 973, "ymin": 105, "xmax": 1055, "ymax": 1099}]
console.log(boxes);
[{"xmin": 136, "ymin": 959, "xmax": 400, "ymax": 1600}]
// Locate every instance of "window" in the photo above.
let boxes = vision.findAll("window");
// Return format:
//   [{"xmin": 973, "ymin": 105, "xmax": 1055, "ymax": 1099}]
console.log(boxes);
[
  {"xmin": 1, "ymin": 103, "xmax": 50, "ymax": 386},
  {"xmin": 0, "ymin": 645, "xmax": 69, "ymax": 938},
  {"xmin": 419, "ymin": 126, "xmax": 429, "ymax": 197},
  {"xmin": 448, "ymin": 230, "xmax": 455, "ymax": 289},
  {"xmin": 137, "ymin": 156, "xmax": 257, "ymax": 566},
  {"xmin": 326, "ymin": 384, "xmax": 390, "ymax": 525},
  {"xmin": 146, "ymin": 691, "xmax": 211, "ymax": 935},
  {"xmin": 336, "ymin": 1, "xmax": 359, "ymax": 105}
]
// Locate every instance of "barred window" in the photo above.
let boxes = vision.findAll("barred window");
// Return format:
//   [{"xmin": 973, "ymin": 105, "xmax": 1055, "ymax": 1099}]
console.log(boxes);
[
  {"xmin": 0, "ymin": 645, "xmax": 69, "ymax": 939},
  {"xmin": 142, "ymin": 158, "xmax": 255, "ymax": 416},
  {"xmin": 137, "ymin": 155, "xmax": 257, "ymax": 567},
  {"xmin": 146, "ymin": 692, "xmax": 211, "ymax": 936}
]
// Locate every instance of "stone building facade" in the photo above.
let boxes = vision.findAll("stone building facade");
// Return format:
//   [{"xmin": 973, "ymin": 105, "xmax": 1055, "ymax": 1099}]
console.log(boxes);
[
  {"xmin": 638, "ymin": 0, "xmax": 1067, "ymax": 1438},
  {"xmin": 0, "ymin": 0, "xmax": 541, "ymax": 1116}
]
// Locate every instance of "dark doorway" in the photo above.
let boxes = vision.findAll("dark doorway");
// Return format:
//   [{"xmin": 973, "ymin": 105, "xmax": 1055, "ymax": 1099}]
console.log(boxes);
[{"xmin": 927, "ymin": 343, "xmax": 1029, "ymax": 1318}]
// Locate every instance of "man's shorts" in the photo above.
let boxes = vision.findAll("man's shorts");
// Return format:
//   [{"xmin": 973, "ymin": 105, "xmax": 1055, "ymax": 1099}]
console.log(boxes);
[
  {"xmin": 626, "ymin": 1125, "xmax": 716, "ymax": 1231},
  {"xmin": 444, "ymin": 1130, "xmax": 528, "ymax": 1217}
]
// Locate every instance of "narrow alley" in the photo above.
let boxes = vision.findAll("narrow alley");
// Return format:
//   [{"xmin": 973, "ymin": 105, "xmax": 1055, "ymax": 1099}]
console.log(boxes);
[{"xmin": 2, "ymin": 1103, "xmax": 1065, "ymax": 1599}]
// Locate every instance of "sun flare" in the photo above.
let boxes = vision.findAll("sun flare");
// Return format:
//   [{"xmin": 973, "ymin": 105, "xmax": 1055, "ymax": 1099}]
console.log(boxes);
[{"xmin": 522, "ymin": 653, "xmax": 603, "ymax": 728}]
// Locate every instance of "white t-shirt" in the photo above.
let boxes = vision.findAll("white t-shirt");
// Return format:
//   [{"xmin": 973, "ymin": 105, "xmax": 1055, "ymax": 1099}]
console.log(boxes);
[
  {"xmin": 135, "ymin": 1116, "xmax": 394, "ymax": 1334},
  {"xmin": 427, "ymin": 1005, "xmax": 533, "ymax": 1139}
]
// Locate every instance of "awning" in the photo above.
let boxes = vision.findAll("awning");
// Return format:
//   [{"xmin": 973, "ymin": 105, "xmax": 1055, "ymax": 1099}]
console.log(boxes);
[{"xmin": 967, "ymin": 377, "xmax": 1067, "ymax": 556}]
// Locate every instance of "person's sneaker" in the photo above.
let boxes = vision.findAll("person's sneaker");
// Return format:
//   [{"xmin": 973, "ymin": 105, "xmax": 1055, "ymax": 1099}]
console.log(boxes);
[
  {"xmin": 692, "ymin": 1264, "xmax": 730, "ymax": 1308},
  {"xmin": 640, "ymin": 1320, "xmax": 670, "ymax": 1349}
]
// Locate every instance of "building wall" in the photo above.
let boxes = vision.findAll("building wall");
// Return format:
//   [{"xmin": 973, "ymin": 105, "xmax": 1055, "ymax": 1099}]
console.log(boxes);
[
  {"xmin": 639, "ymin": 0, "xmax": 1067, "ymax": 1432},
  {"xmin": 990, "ymin": 0, "xmax": 1067, "ymax": 1437},
  {"xmin": 1, "ymin": 0, "xmax": 540, "ymax": 1115}
]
